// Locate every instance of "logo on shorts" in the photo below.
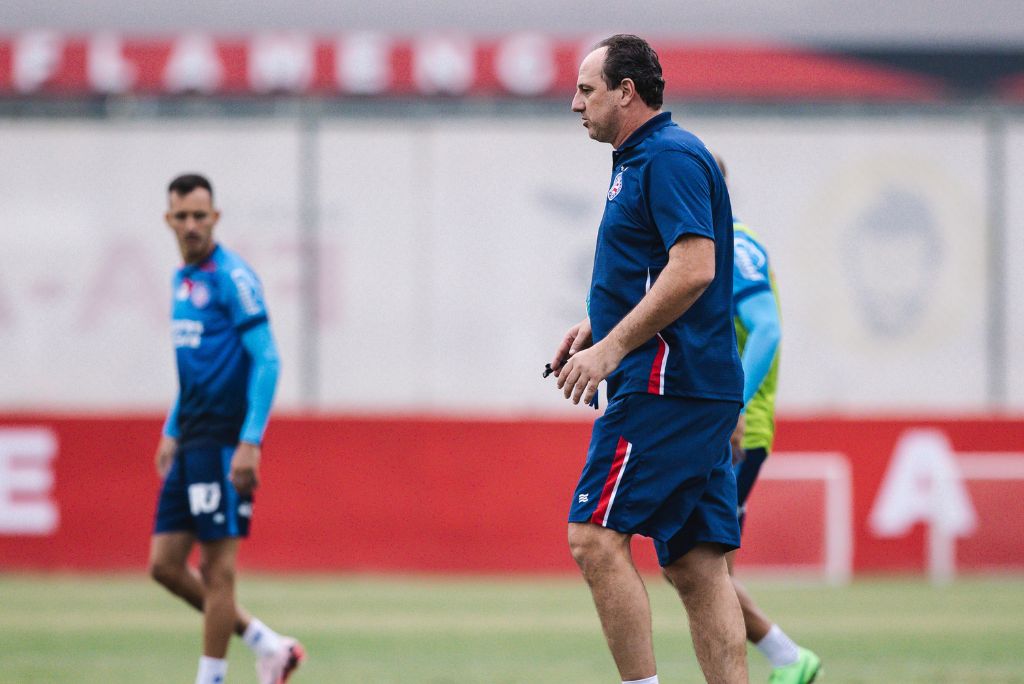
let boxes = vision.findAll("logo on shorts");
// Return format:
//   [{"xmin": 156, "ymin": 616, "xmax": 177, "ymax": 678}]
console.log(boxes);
[
  {"xmin": 187, "ymin": 482, "xmax": 222, "ymax": 516},
  {"xmin": 578, "ymin": 493, "xmax": 589, "ymax": 503},
  {"xmin": 607, "ymin": 167, "xmax": 626, "ymax": 201}
]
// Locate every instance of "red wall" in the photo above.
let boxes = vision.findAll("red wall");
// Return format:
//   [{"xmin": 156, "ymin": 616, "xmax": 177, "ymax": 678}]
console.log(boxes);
[{"xmin": 0, "ymin": 414, "xmax": 1022, "ymax": 574}]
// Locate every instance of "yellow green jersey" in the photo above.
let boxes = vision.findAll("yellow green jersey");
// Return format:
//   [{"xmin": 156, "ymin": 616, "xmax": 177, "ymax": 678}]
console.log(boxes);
[{"xmin": 733, "ymin": 221, "xmax": 781, "ymax": 451}]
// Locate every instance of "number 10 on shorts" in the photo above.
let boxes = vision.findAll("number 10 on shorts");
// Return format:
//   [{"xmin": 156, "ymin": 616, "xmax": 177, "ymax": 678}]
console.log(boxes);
[{"xmin": 188, "ymin": 482, "xmax": 222, "ymax": 516}]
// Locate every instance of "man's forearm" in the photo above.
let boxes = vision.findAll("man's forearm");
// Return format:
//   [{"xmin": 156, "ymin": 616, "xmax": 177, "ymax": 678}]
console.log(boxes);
[{"xmin": 603, "ymin": 237, "xmax": 714, "ymax": 357}]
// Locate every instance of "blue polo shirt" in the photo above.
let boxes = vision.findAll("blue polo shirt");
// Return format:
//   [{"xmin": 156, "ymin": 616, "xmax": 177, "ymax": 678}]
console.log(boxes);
[
  {"xmin": 588, "ymin": 112, "xmax": 742, "ymax": 403},
  {"xmin": 169, "ymin": 244, "xmax": 270, "ymax": 446}
]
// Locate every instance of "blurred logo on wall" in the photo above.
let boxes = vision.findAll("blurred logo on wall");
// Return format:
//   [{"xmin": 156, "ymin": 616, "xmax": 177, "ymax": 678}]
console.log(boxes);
[{"xmin": 800, "ymin": 152, "xmax": 983, "ymax": 354}]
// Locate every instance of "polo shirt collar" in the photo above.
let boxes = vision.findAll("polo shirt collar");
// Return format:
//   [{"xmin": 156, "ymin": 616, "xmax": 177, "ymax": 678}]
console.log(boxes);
[{"xmin": 615, "ymin": 111, "xmax": 673, "ymax": 152}]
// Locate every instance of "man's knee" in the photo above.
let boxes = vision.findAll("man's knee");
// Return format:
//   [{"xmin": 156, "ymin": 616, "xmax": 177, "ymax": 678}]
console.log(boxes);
[
  {"xmin": 149, "ymin": 557, "xmax": 185, "ymax": 588},
  {"xmin": 198, "ymin": 557, "xmax": 236, "ymax": 590},
  {"xmin": 663, "ymin": 543, "xmax": 729, "ymax": 598},
  {"xmin": 568, "ymin": 523, "xmax": 628, "ymax": 573}
]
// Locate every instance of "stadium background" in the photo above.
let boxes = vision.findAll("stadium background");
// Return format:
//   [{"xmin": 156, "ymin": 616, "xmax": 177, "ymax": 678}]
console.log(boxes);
[{"xmin": 1, "ymin": 2, "xmax": 1023, "ymax": 681}]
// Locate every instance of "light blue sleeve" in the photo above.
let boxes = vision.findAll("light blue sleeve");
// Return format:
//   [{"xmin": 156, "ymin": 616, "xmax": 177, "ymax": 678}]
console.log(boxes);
[
  {"xmin": 162, "ymin": 394, "xmax": 181, "ymax": 439},
  {"xmin": 239, "ymin": 321, "xmax": 280, "ymax": 445},
  {"xmin": 735, "ymin": 290, "xmax": 781, "ymax": 406}
]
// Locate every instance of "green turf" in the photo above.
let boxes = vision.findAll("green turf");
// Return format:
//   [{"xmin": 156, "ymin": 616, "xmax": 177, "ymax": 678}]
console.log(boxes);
[{"xmin": 1, "ymin": 573, "xmax": 1022, "ymax": 682}]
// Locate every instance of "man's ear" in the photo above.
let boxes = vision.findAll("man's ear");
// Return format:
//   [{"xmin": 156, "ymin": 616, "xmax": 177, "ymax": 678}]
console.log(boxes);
[{"xmin": 618, "ymin": 77, "xmax": 637, "ymax": 105}]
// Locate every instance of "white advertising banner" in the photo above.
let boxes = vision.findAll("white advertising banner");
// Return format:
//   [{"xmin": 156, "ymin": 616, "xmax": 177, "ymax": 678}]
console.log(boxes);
[
  {"xmin": 0, "ymin": 114, "xmax": 997, "ymax": 414},
  {"xmin": 1005, "ymin": 120, "xmax": 1024, "ymax": 410}
]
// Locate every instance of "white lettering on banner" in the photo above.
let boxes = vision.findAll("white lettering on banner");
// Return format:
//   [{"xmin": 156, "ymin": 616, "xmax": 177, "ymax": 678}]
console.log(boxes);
[
  {"xmin": 869, "ymin": 429, "xmax": 977, "ymax": 537},
  {"xmin": 495, "ymin": 33, "xmax": 556, "ymax": 96},
  {"xmin": 164, "ymin": 35, "xmax": 223, "ymax": 93},
  {"xmin": 87, "ymin": 34, "xmax": 136, "ymax": 93},
  {"xmin": 337, "ymin": 33, "xmax": 392, "ymax": 94},
  {"xmin": 413, "ymin": 36, "xmax": 475, "ymax": 94},
  {"xmin": 188, "ymin": 483, "xmax": 221, "ymax": 515},
  {"xmin": 0, "ymin": 428, "xmax": 59, "ymax": 535},
  {"xmin": 249, "ymin": 34, "xmax": 314, "ymax": 93},
  {"xmin": 13, "ymin": 32, "xmax": 63, "ymax": 92}
]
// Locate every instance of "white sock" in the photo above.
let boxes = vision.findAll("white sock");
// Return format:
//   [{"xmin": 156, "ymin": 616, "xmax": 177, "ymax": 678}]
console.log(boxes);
[
  {"xmin": 623, "ymin": 677, "xmax": 659, "ymax": 684},
  {"xmin": 195, "ymin": 656, "xmax": 228, "ymax": 684},
  {"xmin": 756, "ymin": 624, "xmax": 800, "ymax": 668},
  {"xmin": 243, "ymin": 617, "xmax": 285, "ymax": 658}
]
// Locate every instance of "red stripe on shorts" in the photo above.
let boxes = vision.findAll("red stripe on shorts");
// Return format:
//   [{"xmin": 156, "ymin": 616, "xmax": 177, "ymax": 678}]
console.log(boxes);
[{"xmin": 590, "ymin": 436, "xmax": 632, "ymax": 526}]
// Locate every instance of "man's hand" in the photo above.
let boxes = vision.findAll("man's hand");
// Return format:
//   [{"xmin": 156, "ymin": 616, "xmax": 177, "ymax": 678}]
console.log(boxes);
[
  {"xmin": 230, "ymin": 442, "xmax": 261, "ymax": 496},
  {"xmin": 154, "ymin": 435, "xmax": 178, "ymax": 479},
  {"xmin": 551, "ymin": 318, "xmax": 593, "ymax": 374},
  {"xmin": 556, "ymin": 338, "xmax": 626, "ymax": 405},
  {"xmin": 730, "ymin": 413, "xmax": 746, "ymax": 466}
]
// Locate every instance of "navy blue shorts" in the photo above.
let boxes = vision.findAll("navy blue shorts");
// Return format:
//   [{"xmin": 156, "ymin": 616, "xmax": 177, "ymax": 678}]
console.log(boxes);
[
  {"xmin": 734, "ymin": 446, "xmax": 768, "ymax": 533},
  {"xmin": 569, "ymin": 393, "xmax": 741, "ymax": 567},
  {"xmin": 153, "ymin": 444, "xmax": 252, "ymax": 541}
]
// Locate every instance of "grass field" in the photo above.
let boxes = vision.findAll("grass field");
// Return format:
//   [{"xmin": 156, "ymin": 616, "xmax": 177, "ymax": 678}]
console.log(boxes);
[{"xmin": 1, "ymin": 573, "xmax": 1022, "ymax": 683}]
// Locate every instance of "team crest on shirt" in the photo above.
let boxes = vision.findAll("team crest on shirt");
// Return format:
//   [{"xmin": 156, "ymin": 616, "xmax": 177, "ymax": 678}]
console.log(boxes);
[
  {"xmin": 607, "ymin": 167, "xmax": 626, "ymax": 201},
  {"xmin": 189, "ymin": 281, "xmax": 211, "ymax": 309}
]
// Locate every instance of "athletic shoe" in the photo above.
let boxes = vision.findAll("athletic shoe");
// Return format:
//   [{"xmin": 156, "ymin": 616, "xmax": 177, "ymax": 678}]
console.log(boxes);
[
  {"xmin": 256, "ymin": 638, "xmax": 306, "ymax": 684},
  {"xmin": 768, "ymin": 647, "xmax": 821, "ymax": 684}
]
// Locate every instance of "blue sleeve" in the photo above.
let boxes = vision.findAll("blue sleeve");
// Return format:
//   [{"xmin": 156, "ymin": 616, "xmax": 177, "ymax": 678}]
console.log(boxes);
[
  {"xmin": 647, "ymin": 150, "xmax": 714, "ymax": 251},
  {"xmin": 736, "ymin": 290, "xmax": 781, "ymax": 405},
  {"xmin": 239, "ymin": 322, "xmax": 280, "ymax": 444},
  {"xmin": 733, "ymin": 232, "xmax": 772, "ymax": 303},
  {"xmin": 221, "ymin": 264, "xmax": 269, "ymax": 332},
  {"xmin": 162, "ymin": 394, "xmax": 181, "ymax": 439}
]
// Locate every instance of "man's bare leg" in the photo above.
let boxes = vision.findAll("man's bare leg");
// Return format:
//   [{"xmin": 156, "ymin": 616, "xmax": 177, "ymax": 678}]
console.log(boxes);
[
  {"xmin": 197, "ymin": 537, "xmax": 241, "ymax": 658},
  {"xmin": 726, "ymin": 550, "xmax": 772, "ymax": 642},
  {"xmin": 569, "ymin": 522, "xmax": 657, "ymax": 681},
  {"xmin": 663, "ymin": 543, "xmax": 748, "ymax": 684},
  {"xmin": 149, "ymin": 532, "xmax": 252, "ymax": 636}
]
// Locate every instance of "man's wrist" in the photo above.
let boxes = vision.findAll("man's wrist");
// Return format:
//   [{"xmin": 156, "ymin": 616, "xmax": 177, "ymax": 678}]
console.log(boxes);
[{"xmin": 602, "ymin": 332, "xmax": 629, "ymax": 363}]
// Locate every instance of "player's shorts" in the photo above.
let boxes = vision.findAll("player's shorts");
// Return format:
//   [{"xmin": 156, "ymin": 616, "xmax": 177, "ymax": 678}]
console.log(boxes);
[
  {"xmin": 568, "ymin": 392, "xmax": 741, "ymax": 567},
  {"xmin": 734, "ymin": 446, "xmax": 768, "ymax": 533},
  {"xmin": 153, "ymin": 443, "xmax": 252, "ymax": 541}
]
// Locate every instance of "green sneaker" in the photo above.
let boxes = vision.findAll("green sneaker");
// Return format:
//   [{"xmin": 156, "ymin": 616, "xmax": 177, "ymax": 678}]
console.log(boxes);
[{"xmin": 768, "ymin": 647, "xmax": 821, "ymax": 684}]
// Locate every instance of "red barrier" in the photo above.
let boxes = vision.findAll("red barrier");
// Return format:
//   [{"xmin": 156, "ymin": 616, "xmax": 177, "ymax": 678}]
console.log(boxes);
[
  {"xmin": 0, "ymin": 34, "xmax": 944, "ymax": 100},
  {"xmin": 0, "ymin": 415, "xmax": 1022, "ymax": 575}
]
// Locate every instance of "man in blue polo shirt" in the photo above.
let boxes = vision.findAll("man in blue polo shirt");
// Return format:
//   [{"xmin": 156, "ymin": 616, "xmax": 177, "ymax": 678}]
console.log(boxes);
[
  {"xmin": 552, "ymin": 35, "xmax": 746, "ymax": 684},
  {"xmin": 149, "ymin": 174, "xmax": 304, "ymax": 684}
]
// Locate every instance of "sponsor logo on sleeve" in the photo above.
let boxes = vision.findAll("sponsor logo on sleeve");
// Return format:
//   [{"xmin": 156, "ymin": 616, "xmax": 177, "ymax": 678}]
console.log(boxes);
[
  {"xmin": 230, "ymin": 268, "xmax": 264, "ymax": 316},
  {"xmin": 735, "ymin": 237, "xmax": 767, "ymax": 282}
]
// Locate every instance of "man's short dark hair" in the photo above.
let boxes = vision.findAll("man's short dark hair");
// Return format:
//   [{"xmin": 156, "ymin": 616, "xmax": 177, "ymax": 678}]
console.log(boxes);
[
  {"xmin": 596, "ymin": 34, "xmax": 665, "ymax": 109},
  {"xmin": 168, "ymin": 173, "xmax": 214, "ymax": 200}
]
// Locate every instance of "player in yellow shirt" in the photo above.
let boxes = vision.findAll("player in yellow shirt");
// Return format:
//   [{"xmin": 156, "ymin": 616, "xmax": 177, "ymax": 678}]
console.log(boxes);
[{"xmin": 719, "ymin": 156, "xmax": 822, "ymax": 684}]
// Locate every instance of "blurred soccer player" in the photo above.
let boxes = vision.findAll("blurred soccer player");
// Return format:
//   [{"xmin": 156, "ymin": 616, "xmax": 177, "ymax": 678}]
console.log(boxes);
[
  {"xmin": 716, "ymin": 154, "xmax": 822, "ymax": 684},
  {"xmin": 553, "ymin": 35, "xmax": 747, "ymax": 683},
  {"xmin": 148, "ymin": 174, "xmax": 304, "ymax": 684}
]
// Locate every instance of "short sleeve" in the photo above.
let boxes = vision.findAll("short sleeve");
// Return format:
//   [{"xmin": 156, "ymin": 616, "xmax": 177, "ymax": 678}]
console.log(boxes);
[
  {"xmin": 647, "ymin": 150, "xmax": 714, "ymax": 252},
  {"xmin": 733, "ymin": 232, "xmax": 772, "ymax": 303},
  {"xmin": 221, "ymin": 265, "xmax": 269, "ymax": 331}
]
